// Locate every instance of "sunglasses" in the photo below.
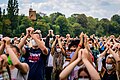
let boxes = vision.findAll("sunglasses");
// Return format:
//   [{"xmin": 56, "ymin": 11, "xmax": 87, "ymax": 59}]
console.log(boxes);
[{"xmin": 70, "ymin": 49, "xmax": 76, "ymax": 52}]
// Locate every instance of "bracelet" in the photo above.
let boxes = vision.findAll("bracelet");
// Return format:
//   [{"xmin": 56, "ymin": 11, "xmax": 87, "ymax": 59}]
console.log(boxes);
[{"xmin": 78, "ymin": 44, "xmax": 82, "ymax": 47}]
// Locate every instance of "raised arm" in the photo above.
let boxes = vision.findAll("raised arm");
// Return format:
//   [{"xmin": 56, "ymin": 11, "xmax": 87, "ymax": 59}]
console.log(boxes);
[
  {"xmin": 82, "ymin": 49, "xmax": 100, "ymax": 80},
  {"xmin": 4, "ymin": 37, "xmax": 29, "ymax": 74},
  {"xmin": 17, "ymin": 27, "xmax": 31, "ymax": 54},
  {"xmin": 109, "ymin": 48, "xmax": 120, "ymax": 62},
  {"xmin": 59, "ymin": 49, "xmax": 82, "ymax": 80},
  {"xmin": 70, "ymin": 32, "xmax": 83, "ymax": 63},
  {"xmin": 0, "ymin": 40, "xmax": 5, "ymax": 55},
  {"xmin": 0, "ymin": 54, "xmax": 8, "ymax": 68},
  {"xmin": 109, "ymin": 47, "xmax": 120, "ymax": 78},
  {"xmin": 99, "ymin": 47, "xmax": 109, "ymax": 58},
  {"xmin": 58, "ymin": 38, "xmax": 66, "ymax": 56},
  {"xmin": 30, "ymin": 29, "xmax": 48, "ymax": 55},
  {"xmin": 51, "ymin": 37, "xmax": 57, "ymax": 56}
]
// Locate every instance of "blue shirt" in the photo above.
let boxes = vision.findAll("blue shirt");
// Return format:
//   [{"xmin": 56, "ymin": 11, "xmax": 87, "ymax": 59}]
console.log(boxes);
[{"xmin": 23, "ymin": 47, "xmax": 48, "ymax": 80}]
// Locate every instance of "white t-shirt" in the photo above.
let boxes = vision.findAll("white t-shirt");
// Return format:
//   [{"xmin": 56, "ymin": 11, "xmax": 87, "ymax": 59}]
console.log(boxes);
[{"xmin": 47, "ymin": 54, "xmax": 53, "ymax": 67}]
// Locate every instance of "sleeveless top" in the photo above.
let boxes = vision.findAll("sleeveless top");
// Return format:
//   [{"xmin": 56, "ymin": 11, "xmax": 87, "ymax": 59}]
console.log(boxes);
[{"xmin": 11, "ymin": 68, "xmax": 29, "ymax": 80}]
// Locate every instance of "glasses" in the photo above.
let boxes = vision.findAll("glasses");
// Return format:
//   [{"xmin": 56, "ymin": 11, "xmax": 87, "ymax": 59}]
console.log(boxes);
[{"xmin": 70, "ymin": 49, "xmax": 76, "ymax": 52}]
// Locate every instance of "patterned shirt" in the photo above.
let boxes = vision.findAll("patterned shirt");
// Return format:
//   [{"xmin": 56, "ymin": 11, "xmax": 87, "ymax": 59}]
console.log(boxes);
[{"xmin": 0, "ymin": 69, "xmax": 10, "ymax": 80}]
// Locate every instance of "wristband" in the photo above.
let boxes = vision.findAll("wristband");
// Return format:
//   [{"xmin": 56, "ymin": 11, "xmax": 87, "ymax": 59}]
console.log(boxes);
[{"xmin": 78, "ymin": 44, "xmax": 82, "ymax": 47}]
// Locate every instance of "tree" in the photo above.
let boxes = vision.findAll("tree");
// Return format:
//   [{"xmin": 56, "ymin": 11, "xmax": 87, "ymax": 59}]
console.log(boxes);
[
  {"xmin": 36, "ymin": 13, "xmax": 42, "ymax": 20},
  {"xmin": 0, "ymin": 7, "xmax": 1, "ymax": 20},
  {"xmin": 96, "ymin": 25, "xmax": 104, "ymax": 37},
  {"xmin": 52, "ymin": 25, "xmax": 60, "ymax": 35},
  {"xmin": 67, "ymin": 16, "xmax": 77, "ymax": 25},
  {"xmin": 55, "ymin": 15, "xmax": 69, "ymax": 37},
  {"xmin": 111, "ymin": 14, "xmax": 120, "ymax": 24},
  {"xmin": 1, "ymin": 9, "xmax": 11, "ymax": 36},
  {"xmin": 71, "ymin": 14, "xmax": 88, "ymax": 27},
  {"xmin": 7, "ymin": 0, "xmax": 19, "ymax": 33},
  {"xmin": 110, "ymin": 21, "xmax": 120, "ymax": 36},
  {"xmin": 72, "ymin": 23, "xmax": 82, "ymax": 37},
  {"xmin": 50, "ymin": 12, "xmax": 65, "ymax": 24},
  {"xmin": 100, "ymin": 18, "xmax": 110, "ymax": 36},
  {"xmin": 87, "ymin": 17, "xmax": 98, "ymax": 35},
  {"xmin": 35, "ymin": 19, "xmax": 50, "ymax": 37}
]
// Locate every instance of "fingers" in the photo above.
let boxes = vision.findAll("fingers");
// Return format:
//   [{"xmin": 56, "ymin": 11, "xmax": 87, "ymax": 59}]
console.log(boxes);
[
  {"xmin": 80, "ymin": 48, "xmax": 90, "ymax": 60},
  {"xmin": 26, "ymin": 27, "xmax": 34, "ymax": 35},
  {"xmin": 56, "ymin": 35, "xmax": 60, "ymax": 40},
  {"xmin": 77, "ymin": 49, "xmax": 82, "ymax": 60},
  {"xmin": 2, "ymin": 37, "xmax": 11, "ymax": 45},
  {"xmin": 1, "ymin": 54, "xmax": 8, "ymax": 67}
]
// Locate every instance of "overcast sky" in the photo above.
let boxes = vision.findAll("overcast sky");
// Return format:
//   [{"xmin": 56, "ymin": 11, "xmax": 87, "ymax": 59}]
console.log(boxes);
[{"xmin": 0, "ymin": 0, "xmax": 120, "ymax": 19}]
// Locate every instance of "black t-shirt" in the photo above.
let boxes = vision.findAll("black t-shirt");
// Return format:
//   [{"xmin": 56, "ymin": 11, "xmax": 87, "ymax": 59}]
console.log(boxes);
[
  {"xmin": 23, "ymin": 47, "xmax": 48, "ymax": 80},
  {"xmin": 45, "ymin": 35, "xmax": 55, "ymax": 49},
  {"xmin": 102, "ymin": 71, "xmax": 118, "ymax": 80}
]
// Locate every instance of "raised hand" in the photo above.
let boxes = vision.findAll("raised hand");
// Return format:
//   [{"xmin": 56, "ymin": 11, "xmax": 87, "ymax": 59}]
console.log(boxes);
[
  {"xmin": 77, "ymin": 49, "xmax": 82, "ymax": 61},
  {"xmin": 2, "ymin": 37, "xmax": 11, "ymax": 46},
  {"xmin": 81, "ymin": 49, "xmax": 89, "ymax": 60},
  {"xmin": 26, "ymin": 27, "xmax": 34, "ymax": 36},
  {"xmin": 79, "ymin": 32, "xmax": 84, "ymax": 47},
  {"xmin": 84, "ymin": 34, "xmax": 88, "ymax": 48},
  {"xmin": 81, "ymin": 49, "xmax": 93, "ymax": 63},
  {"xmin": 56, "ymin": 35, "xmax": 60, "ymax": 40}
]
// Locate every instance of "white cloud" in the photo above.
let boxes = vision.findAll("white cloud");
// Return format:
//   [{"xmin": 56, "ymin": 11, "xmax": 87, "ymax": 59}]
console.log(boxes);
[
  {"xmin": 0, "ymin": 3, "xmax": 7, "ymax": 8},
  {"xmin": 1, "ymin": 0, "xmax": 120, "ymax": 19},
  {"xmin": 0, "ymin": 3, "xmax": 7, "ymax": 14},
  {"xmin": 18, "ymin": 0, "xmax": 31, "ymax": 3}
]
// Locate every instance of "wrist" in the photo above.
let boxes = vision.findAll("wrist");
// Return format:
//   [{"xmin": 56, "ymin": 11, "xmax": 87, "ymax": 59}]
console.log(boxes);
[
  {"xmin": 6, "ymin": 45, "xmax": 11, "ymax": 48},
  {"xmin": 0, "ymin": 55, "xmax": 3, "ymax": 61},
  {"xmin": 26, "ymin": 34, "xmax": 30, "ymax": 38},
  {"xmin": 117, "ymin": 60, "xmax": 120, "ymax": 63},
  {"xmin": 30, "ymin": 34, "xmax": 34, "ymax": 38},
  {"xmin": 77, "ymin": 58, "xmax": 81, "ymax": 62},
  {"xmin": 76, "ymin": 58, "xmax": 81, "ymax": 63},
  {"xmin": 82, "ymin": 58, "xmax": 88, "ymax": 62},
  {"xmin": 1, "ymin": 43, "xmax": 5, "ymax": 46},
  {"xmin": 78, "ymin": 44, "xmax": 82, "ymax": 48}
]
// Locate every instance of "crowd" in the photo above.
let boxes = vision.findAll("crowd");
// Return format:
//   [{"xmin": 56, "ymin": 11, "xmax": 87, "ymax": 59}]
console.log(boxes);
[{"xmin": 0, "ymin": 27, "xmax": 120, "ymax": 80}]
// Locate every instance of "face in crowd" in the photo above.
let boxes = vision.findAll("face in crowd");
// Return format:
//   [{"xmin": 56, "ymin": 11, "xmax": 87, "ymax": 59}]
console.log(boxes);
[
  {"xmin": 77, "ymin": 67, "xmax": 90, "ymax": 80},
  {"xmin": 31, "ymin": 33, "xmax": 41, "ymax": 47},
  {"xmin": 105, "ymin": 55, "xmax": 116, "ymax": 71}
]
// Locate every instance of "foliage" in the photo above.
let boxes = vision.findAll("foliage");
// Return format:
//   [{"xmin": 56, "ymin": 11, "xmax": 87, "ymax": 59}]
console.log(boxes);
[
  {"xmin": 0, "ymin": 1, "xmax": 120, "ymax": 37},
  {"xmin": 7, "ymin": 0, "xmax": 19, "ymax": 37}
]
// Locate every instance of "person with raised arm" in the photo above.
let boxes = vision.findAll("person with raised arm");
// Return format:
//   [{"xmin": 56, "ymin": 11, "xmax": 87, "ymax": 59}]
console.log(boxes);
[
  {"xmin": 3, "ymin": 37, "xmax": 29, "ymax": 80},
  {"xmin": 59, "ymin": 48, "xmax": 100, "ymax": 80},
  {"xmin": 51, "ymin": 35, "xmax": 65, "ymax": 80},
  {"xmin": 18, "ymin": 27, "xmax": 49, "ymax": 80}
]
